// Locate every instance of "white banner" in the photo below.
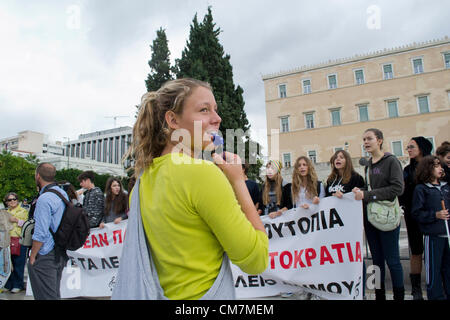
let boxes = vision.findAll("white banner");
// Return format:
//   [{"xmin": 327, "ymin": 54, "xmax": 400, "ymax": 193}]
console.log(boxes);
[
  {"xmin": 26, "ymin": 194, "xmax": 363, "ymax": 300},
  {"xmin": 26, "ymin": 221, "xmax": 126, "ymax": 298},
  {"xmin": 232, "ymin": 193, "xmax": 364, "ymax": 300}
]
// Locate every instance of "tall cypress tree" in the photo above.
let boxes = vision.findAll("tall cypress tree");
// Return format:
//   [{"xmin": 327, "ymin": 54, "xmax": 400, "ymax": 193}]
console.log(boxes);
[
  {"xmin": 175, "ymin": 7, "xmax": 262, "ymax": 181},
  {"xmin": 175, "ymin": 7, "xmax": 249, "ymax": 133},
  {"xmin": 145, "ymin": 27, "xmax": 174, "ymax": 92}
]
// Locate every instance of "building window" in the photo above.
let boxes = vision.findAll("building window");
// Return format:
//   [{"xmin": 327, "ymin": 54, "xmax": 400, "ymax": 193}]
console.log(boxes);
[
  {"xmin": 391, "ymin": 141, "xmax": 403, "ymax": 157},
  {"xmin": 387, "ymin": 100, "xmax": 399, "ymax": 118},
  {"xmin": 283, "ymin": 153, "xmax": 292, "ymax": 168},
  {"xmin": 304, "ymin": 113, "xmax": 315, "ymax": 129},
  {"xmin": 358, "ymin": 104, "xmax": 369, "ymax": 122},
  {"xmin": 308, "ymin": 150, "xmax": 317, "ymax": 164},
  {"xmin": 334, "ymin": 147, "xmax": 344, "ymax": 153},
  {"xmin": 302, "ymin": 79, "xmax": 311, "ymax": 94},
  {"xmin": 328, "ymin": 74, "xmax": 337, "ymax": 89},
  {"xmin": 383, "ymin": 64, "xmax": 393, "ymax": 79},
  {"xmin": 425, "ymin": 136, "xmax": 435, "ymax": 154},
  {"xmin": 354, "ymin": 69, "xmax": 365, "ymax": 85},
  {"xmin": 280, "ymin": 116, "xmax": 290, "ymax": 133},
  {"xmin": 279, "ymin": 84, "xmax": 287, "ymax": 98},
  {"xmin": 330, "ymin": 109, "xmax": 341, "ymax": 126},
  {"xmin": 412, "ymin": 57, "xmax": 424, "ymax": 74},
  {"xmin": 444, "ymin": 52, "xmax": 450, "ymax": 69},
  {"xmin": 417, "ymin": 95, "xmax": 430, "ymax": 113}
]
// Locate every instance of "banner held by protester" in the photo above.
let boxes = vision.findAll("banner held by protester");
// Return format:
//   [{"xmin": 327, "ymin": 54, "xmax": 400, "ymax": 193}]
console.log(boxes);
[
  {"xmin": 231, "ymin": 193, "xmax": 364, "ymax": 300},
  {"xmin": 26, "ymin": 194, "xmax": 363, "ymax": 299}
]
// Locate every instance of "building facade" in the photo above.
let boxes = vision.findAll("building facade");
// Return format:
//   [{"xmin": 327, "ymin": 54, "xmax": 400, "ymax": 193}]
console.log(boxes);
[
  {"xmin": 0, "ymin": 127, "xmax": 132, "ymax": 177},
  {"xmin": 263, "ymin": 37, "xmax": 450, "ymax": 181},
  {"xmin": 0, "ymin": 130, "xmax": 64, "ymax": 156},
  {"xmin": 63, "ymin": 126, "xmax": 133, "ymax": 176}
]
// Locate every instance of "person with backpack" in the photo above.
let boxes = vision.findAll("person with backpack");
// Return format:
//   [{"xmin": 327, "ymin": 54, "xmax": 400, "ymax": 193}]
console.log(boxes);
[{"xmin": 27, "ymin": 163, "xmax": 71, "ymax": 300}]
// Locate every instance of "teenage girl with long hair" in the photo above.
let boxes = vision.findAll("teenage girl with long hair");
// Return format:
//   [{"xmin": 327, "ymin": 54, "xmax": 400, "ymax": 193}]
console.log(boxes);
[
  {"xmin": 286, "ymin": 156, "xmax": 325, "ymax": 210},
  {"xmin": 325, "ymin": 150, "xmax": 365, "ymax": 198},
  {"xmin": 112, "ymin": 78, "xmax": 268, "ymax": 300},
  {"xmin": 259, "ymin": 160, "xmax": 290, "ymax": 218},
  {"xmin": 353, "ymin": 128, "xmax": 405, "ymax": 300},
  {"xmin": 99, "ymin": 177, "xmax": 128, "ymax": 228}
]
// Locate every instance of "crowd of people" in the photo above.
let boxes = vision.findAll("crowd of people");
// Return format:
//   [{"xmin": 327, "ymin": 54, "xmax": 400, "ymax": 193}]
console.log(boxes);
[
  {"xmin": 0, "ymin": 167, "xmax": 129, "ymax": 298},
  {"xmin": 251, "ymin": 132, "xmax": 449, "ymax": 301},
  {"xmin": 0, "ymin": 78, "xmax": 449, "ymax": 301}
]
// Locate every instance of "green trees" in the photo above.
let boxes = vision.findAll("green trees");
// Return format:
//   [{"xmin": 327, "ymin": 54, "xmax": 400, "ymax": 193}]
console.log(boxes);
[
  {"xmin": 145, "ymin": 27, "xmax": 174, "ymax": 92},
  {"xmin": 139, "ymin": 7, "xmax": 263, "ymax": 181},
  {"xmin": 175, "ymin": 7, "xmax": 250, "ymax": 134},
  {"xmin": 0, "ymin": 151, "xmax": 38, "ymax": 202},
  {"xmin": 174, "ymin": 7, "xmax": 262, "ymax": 181}
]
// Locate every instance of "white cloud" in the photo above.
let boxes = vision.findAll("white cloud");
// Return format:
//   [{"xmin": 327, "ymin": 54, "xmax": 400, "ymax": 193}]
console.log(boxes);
[{"xmin": 0, "ymin": 0, "xmax": 448, "ymax": 154}]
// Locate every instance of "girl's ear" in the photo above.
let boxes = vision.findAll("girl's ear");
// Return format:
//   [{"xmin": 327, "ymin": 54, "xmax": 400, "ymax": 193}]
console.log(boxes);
[{"xmin": 165, "ymin": 110, "xmax": 180, "ymax": 130}]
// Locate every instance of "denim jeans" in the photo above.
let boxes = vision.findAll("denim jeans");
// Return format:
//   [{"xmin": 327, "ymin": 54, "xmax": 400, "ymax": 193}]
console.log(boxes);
[
  {"xmin": 364, "ymin": 214, "xmax": 404, "ymax": 289},
  {"xmin": 5, "ymin": 244, "xmax": 28, "ymax": 290}
]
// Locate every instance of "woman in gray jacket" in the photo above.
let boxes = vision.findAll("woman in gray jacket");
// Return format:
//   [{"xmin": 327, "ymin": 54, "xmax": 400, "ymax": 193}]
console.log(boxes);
[{"xmin": 353, "ymin": 128, "xmax": 405, "ymax": 300}]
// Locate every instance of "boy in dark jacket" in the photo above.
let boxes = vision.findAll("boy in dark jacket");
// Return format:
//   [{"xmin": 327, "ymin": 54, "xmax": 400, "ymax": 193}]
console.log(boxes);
[
  {"xmin": 77, "ymin": 171, "xmax": 105, "ymax": 228},
  {"xmin": 412, "ymin": 155, "xmax": 450, "ymax": 300}
]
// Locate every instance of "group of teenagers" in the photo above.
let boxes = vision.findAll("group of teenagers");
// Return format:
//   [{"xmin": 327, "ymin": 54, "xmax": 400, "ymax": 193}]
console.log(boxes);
[
  {"xmin": 1, "ymin": 170, "xmax": 130, "ymax": 297},
  {"xmin": 111, "ymin": 78, "xmax": 449, "ymax": 301},
  {"xmin": 2, "ymin": 78, "xmax": 448, "ymax": 301},
  {"xmin": 255, "ymin": 132, "xmax": 450, "ymax": 301}
]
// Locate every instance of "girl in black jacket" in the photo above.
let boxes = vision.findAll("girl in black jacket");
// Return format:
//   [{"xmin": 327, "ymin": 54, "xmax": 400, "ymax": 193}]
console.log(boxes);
[
  {"xmin": 398, "ymin": 136, "xmax": 433, "ymax": 300},
  {"xmin": 412, "ymin": 155, "xmax": 450, "ymax": 300},
  {"xmin": 325, "ymin": 150, "xmax": 365, "ymax": 197}
]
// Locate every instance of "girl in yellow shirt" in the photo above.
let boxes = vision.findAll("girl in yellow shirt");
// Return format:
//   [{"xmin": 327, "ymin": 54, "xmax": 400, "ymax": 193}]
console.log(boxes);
[{"xmin": 124, "ymin": 78, "xmax": 268, "ymax": 300}]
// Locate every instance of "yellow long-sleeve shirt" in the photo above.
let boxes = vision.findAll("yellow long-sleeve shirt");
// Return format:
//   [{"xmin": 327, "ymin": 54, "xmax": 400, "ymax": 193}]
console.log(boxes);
[
  {"xmin": 8, "ymin": 206, "xmax": 28, "ymax": 237},
  {"xmin": 140, "ymin": 153, "xmax": 268, "ymax": 300}
]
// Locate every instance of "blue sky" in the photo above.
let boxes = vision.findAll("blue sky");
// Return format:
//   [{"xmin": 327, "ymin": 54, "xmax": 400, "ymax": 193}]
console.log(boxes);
[{"xmin": 0, "ymin": 0, "xmax": 448, "ymax": 155}]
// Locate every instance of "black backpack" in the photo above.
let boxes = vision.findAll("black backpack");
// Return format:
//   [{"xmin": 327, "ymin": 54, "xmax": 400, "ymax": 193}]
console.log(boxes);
[{"xmin": 45, "ymin": 189, "xmax": 90, "ymax": 253}]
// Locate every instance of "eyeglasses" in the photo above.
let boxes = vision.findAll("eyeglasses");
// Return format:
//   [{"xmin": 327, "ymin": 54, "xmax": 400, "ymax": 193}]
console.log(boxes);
[
  {"xmin": 6, "ymin": 198, "xmax": 17, "ymax": 202},
  {"xmin": 405, "ymin": 145, "xmax": 416, "ymax": 150}
]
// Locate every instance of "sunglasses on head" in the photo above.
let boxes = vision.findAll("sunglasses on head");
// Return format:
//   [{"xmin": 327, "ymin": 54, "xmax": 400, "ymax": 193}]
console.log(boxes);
[{"xmin": 6, "ymin": 198, "xmax": 17, "ymax": 202}]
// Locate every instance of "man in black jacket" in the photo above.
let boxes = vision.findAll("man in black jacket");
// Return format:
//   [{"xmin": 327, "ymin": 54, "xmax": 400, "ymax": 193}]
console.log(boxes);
[{"xmin": 77, "ymin": 171, "xmax": 104, "ymax": 228}]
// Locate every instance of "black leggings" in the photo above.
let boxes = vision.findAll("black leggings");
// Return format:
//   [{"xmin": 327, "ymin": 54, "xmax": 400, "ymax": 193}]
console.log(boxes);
[{"xmin": 404, "ymin": 212, "xmax": 424, "ymax": 255}]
